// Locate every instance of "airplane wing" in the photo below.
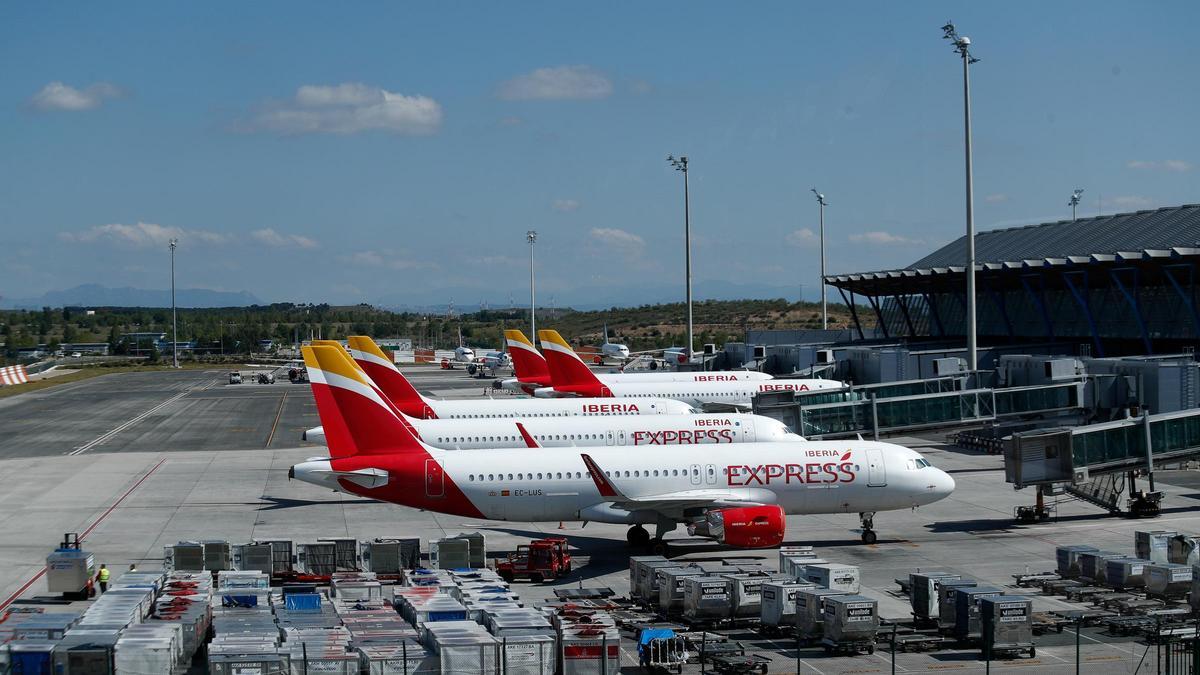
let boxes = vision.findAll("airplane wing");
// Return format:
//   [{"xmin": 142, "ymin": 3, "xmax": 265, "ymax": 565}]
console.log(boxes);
[{"xmin": 580, "ymin": 454, "xmax": 766, "ymax": 517}]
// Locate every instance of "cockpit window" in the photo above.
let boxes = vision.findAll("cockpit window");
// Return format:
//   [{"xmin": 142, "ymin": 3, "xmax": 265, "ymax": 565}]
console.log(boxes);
[{"xmin": 916, "ymin": 458, "xmax": 931, "ymax": 468}]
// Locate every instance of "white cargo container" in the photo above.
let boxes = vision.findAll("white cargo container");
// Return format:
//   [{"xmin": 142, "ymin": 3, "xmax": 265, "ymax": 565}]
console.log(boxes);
[
  {"xmin": 430, "ymin": 538, "xmax": 472, "ymax": 570},
  {"xmin": 1135, "ymin": 530, "xmax": 1176, "ymax": 564},
  {"xmin": 45, "ymin": 548, "xmax": 95, "ymax": 596},
  {"xmin": 804, "ymin": 563, "xmax": 860, "ymax": 593},
  {"xmin": 1145, "ymin": 563, "xmax": 1193, "ymax": 598},
  {"xmin": 760, "ymin": 580, "xmax": 817, "ymax": 627}
]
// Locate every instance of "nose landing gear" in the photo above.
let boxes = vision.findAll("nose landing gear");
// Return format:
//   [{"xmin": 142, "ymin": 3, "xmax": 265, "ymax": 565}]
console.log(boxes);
[
  {"xmin": 859, "ymin": 512, "xmax": 877, "ymax": 545},
  {"xmin": 626, "ymin": 525, "xmax": 650, "ymax": 547}
]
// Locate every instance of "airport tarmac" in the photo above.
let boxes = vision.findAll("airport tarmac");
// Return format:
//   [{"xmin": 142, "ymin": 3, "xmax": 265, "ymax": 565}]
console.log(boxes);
[{"xmin": 2, "ymin": 365, "xmax": 1199, "ymax": 673}]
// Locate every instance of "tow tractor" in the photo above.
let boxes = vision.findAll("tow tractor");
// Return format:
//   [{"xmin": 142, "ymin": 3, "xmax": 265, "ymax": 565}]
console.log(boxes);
[{"xmin": 496, "ymin": 538, "xmax": 571, "ymax": 582}]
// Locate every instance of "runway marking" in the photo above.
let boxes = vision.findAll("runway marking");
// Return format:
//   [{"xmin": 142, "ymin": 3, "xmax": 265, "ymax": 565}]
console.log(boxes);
[
  {"xmin": 0, "ymin": 457, "xmax": 166, "ymax": 612},
  {"xmin": 68, "ymin": 390, "xmax": 190, "ymax": 456},
  {"xmin": 264, "ymin": 391, "xmax": 288, "ymax": 448}
]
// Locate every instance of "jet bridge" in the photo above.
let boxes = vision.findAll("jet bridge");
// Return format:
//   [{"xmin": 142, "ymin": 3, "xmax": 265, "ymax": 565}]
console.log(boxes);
[
  {"xmin": 1007, "ymin": 407, "xmax": 1200, "ymax": 517},
  {"xmin": 753, "ymin": 380, "xmax": 1085, "ymax": 440}
]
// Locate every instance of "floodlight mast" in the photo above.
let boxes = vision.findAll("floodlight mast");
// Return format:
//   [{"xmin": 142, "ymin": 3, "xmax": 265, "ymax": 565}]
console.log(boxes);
[
  {"xmin": 169, "ymin": 238, "xmax": 178, "ymax": 368},
  {"xmin": 667, "ymin": 154, "xmax": 693, "ymax": 361},
  {"xmin": 811, "ymin": 189, "xmax": 828, "ymax": 330},
  {"xmin": 1069, "ymin": 189, "xmax": 1084, "ymax": 221},
  {"xmin": 527, "ymin": 230, "xmax": 537, "ymax": 340},
  {"xmin": 943, "ymin": 21, "xmax": 980, "ymax": 373}
]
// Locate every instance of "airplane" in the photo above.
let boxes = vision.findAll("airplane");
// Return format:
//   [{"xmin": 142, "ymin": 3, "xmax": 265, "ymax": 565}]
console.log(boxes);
[
  {"xmin": 497, "ymin": 330, "xmax": 774, "ymax": 395},
  {"xmin": 533, "ymin": 330, "xmax": 843, "ymax": 410},
  {"xmin": 599, "ymin": 323, "xmax": 631, "ymax": 361},
  {"xmin": 290, "ymin": 344, "xmax": 955, "ymax": 549},
  {"xmin": 439, "ymin": 327, "xmax": 510, "ymax": 376},
  {"xmin": 300, "ymin": 342, "xmax": 800, "ymax": 446},
  {"xmin": 337, "ymin": 336, "xmax": 695, "ymax": 419}
]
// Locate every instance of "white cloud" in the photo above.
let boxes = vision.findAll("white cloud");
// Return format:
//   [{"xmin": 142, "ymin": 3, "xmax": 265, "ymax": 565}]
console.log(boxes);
[
  {"xmin": 848, "ymin": 231, "xmax": 923, "ymax": 246},
  {"xmin": 58, "ymin": 222, "xmax": 228, "ymax": 247},
  {"xmin": 251, "ymin": 228, "xmax": 318, "ymax": 249},
  {"xmin": 985, "ymin": 193, "xmax": 1008, "ymax": 203},
  {"xmin": 344, "ymin": 250, "xmax": 439, "ymax": 270},
  {"xmin": 246, "ymin": 83, "xmax": 442, "ymax": 135},
  {"xmin": 1127, "ymin": 159, "xmax": 1193, "ymax": 172},
  {"xmin": 785, "ymin": 228, "xmax": 818, "ymax": 247},
  {"xmin": 29, "ymin": 82, "xmax": 123, "ymax": 111},
  {"xmin": 498, "ymin": 66, "xmax": 613, "ymax": 100},
  {"xmin": 589, "ymin": 227, "xmax": 645, "ymax": 258},
  {"xmin": 552, "ymin": 199, "xmax": 581, "ymax": 212}
]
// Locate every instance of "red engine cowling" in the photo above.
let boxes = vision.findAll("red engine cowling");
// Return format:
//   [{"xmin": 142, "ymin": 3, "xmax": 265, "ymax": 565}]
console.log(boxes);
[{"xmin": 701, "ymin": 505, "xmax": 785, "ymax": 549}]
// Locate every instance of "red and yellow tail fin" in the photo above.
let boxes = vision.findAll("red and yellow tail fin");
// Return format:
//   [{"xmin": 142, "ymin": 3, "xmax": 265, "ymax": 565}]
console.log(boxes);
[
  {"xmin": 346, "ymin": 336, "xmax": 438, "ymax": 418},
  {"xmin": 538, "ymin": 329, "xmax": 607, "ymax": 395},
  {"xmin": 504, "ymin": 329, "xmax": 551, "ymax": 385},
  {"xmin": 304, "ymin": 345, "xmax": 428, "ymax": 457}
]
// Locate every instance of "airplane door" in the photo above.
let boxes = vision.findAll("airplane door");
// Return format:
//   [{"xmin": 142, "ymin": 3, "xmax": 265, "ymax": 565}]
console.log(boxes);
[
  {"xmin": 605, "ymin": 430, "xmax": 615, "ymax": 446},
  {"xmin": 617, "ymin": 429, "xmax": 627, "ymax": 446},
  {"xmin": 742, "ymin": 421, "xmax": 754, "ymax": 442},
  {"xmin": 425, "ymin": 459, "xmax": 445, "ymax": 497},
  {"xmin": 866, "ymin": 449, "xmax": 887, "ymax": 487},
  {"xmin": 689, "ymin": 464, "xmax": 702, "ymax": 486},
  {"xmin": 705, "ymin": 464, "xmax": 717, "ymax": 485}
]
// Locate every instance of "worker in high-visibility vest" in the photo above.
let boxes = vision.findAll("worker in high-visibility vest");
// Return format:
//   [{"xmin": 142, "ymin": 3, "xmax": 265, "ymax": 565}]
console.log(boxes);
[{"xmin": 96, "ymin": 564, "xmax": 110, "ymax": 594}]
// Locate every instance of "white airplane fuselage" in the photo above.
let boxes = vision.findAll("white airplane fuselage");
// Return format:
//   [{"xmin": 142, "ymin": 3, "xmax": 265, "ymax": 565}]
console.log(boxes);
[
  {"xmin": 411, "ymin": 396, "xmax": 695, "ymax": 419},
  {"xmin": 292, "ymin": 440, "xmax": 954, "ymax": 524},
  {"xmin": 304, "ymin": 412, "xmax": 801, "ymax": 447},
  {"xmin": 534, "ymin": 378, "xmax": 844, "ymax": 407}
]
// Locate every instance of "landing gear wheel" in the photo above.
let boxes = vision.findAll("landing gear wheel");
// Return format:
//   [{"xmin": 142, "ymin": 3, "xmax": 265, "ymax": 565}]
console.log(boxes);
[
  {"xmin": 861, "ymin": 530, "xmax": 878, "ymax": 545},
  {"xmin": 627, "ymin": 525, "xmax": 650, "ymax": 547},
  {"xmin": 650, "ymin": 539, "xmax": 669, "ymax": 556},
  {"xmin": 530, "ymin": 573, "xmax": 544, "ymax": 583}
]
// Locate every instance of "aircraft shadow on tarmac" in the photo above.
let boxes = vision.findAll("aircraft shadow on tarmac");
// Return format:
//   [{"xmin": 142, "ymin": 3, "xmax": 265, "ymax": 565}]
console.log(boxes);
[{"xmin": 257, "ymin": 495, "xmax": 378, "ymax": 511}]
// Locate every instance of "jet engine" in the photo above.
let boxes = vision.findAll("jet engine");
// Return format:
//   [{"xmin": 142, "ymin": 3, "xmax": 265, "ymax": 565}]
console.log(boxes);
[{"xmin": 688, "ymin": 505, "xmax": 785, "ymax": 549}]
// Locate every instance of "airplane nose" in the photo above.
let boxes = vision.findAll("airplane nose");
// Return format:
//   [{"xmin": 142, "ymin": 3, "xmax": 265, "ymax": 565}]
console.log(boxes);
[{"xmin": 933, "ymin": 469, "xmax": 955, "ymax": 500}]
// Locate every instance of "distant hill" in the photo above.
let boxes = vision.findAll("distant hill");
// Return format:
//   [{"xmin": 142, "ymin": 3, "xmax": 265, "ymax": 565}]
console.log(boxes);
[{"xmin": 3, "ymin": 284, "xmax": 262, "ymax": 309}]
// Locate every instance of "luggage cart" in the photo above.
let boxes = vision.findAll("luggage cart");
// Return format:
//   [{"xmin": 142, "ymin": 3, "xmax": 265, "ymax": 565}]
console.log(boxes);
[
  {"xmin": 705, "ymin": 653, "xmax": 771, "ymax": 674},
  {"xmin": 638, "ymin": 629, "xmax": 689, "ymax": 673},
  {"xmin": 821, "ymin": 637, "xmax": 876, "ymax": 655}
]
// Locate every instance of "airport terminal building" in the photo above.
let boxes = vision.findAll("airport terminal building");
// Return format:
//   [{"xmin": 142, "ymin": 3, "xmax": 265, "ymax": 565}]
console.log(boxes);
[{"xmin": 825, "ymin": 204, "xmax": 1200, "ymax": 357}]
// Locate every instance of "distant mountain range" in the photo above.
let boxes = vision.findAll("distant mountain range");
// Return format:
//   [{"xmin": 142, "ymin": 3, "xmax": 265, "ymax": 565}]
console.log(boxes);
[
  {"xmin": 2, "ymin": 280, "xmax": 804, "ymax": 311},
  {"xmin": 2, "ymin": 284, "xmax": 262, "ymax": 309}
]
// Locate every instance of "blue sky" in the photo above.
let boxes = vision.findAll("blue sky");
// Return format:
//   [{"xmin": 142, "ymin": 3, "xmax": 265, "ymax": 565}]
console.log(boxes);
[{"xmin": 2, "ymin": 2, "xmax": 1197, "ymax": 307}]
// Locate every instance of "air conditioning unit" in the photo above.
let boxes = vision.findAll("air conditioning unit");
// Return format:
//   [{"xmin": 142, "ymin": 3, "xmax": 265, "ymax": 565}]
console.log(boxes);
[
  {"xmin": 703, "ymin": 343, "xmax": 716, "ymax": 356},
  {"xmin": 752, "ymin": 345, "xmax": 766, "ymax": 360},
  {"xmin": 933, "ymin": 357, "xmax": 965, "ymax": 376},
  {"xmin": 816, "ymin": 349, "xmax": 835, "ymax": 364}
]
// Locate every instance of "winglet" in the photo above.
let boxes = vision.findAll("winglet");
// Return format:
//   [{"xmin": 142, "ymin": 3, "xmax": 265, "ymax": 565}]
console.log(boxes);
[
  {"xmin": 516, "ymin": 422, "xmax": 540, "ymax": 449},
  {"xmin": 580, "ymin": 454, "xmax": 622, "ymax": 499}
]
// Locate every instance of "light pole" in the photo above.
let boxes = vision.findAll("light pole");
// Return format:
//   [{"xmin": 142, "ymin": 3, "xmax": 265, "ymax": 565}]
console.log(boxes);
[
  {"xmin": 811, "ymin": 189, "xmax": 828, "ymax": 329},
  {"xmin": 942, "ymin": 21, "xmax": 980, "ymax": 372},
  {"xmin": 527, "ymin": 230, "xmax": 537, "ymax": 340},
  {"xmin": 667, "ymin": 154, "xmax": 693, "ymax": 360},
  {"xmin": 1069, "ymin": 189, "xmax": 1084, "ymax": 221},
  {"xmin": 169, "ymin": 238, "xmax": 178, "ymax": 368}
]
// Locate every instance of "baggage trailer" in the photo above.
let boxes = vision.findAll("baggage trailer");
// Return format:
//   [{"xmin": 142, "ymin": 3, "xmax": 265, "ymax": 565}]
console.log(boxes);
[{"xmin": 979, "ymin": 596, "xmax": 1035, "ymax": 659}]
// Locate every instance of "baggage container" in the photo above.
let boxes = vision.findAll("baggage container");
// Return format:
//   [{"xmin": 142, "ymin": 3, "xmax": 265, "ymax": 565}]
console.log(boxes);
[
  {"xmin": 978, "ymin": 596, "xmax": 1034, "ymax": 657},
  {"xmin": 1078, "ymin": 551, "xmax": 1123, "ymax": 583},
  {"xmin": 804, "ymin": 563, "xmax": 860, "ymax": 593},
  {"xmin": 450, "ymin": 532, "xmax": 487, "ymax": 569},
  {"xmin": 53, "ymin": 640, "xmax": 116, "ymax": 675},
  {"xmin": 318, "ymin": 537, "xmax": 361, "ymax": 571},
  {"xmin": 937, "ymin": 579, "xmax": 979, "ymax": 628},
  {"xmin": 1055, "ymin": 545, "xmax": 1097, "ymax": 578},
  {"xmin": 46, "ymin": 547, "xmax": 95, "ymax": 596},
  {"xmin": 822, "ymin": 594, "xmax": 878, "ymax": 644},
  {"xmin": 782, "ymin": 556, "xmax": 826, "ymax": 581},
  {"xmin": 1169, "ymin": 535, "xmax": 1200, "ymax": 566},
  {"xmin": 1136, "ymin": 530, "xmax": 1176, "ymax": 564},
  {"xmin": 9, "ymin": 612, "xmax": 80, "ymax": 640},
  {"xmin": 433, "ymin": 634, "xmax": 500, "ymax": 675},
  {"xmin": 1145, "ymin": 563, "xmax": 1193, "ymax": 598},
  {"xmin": 497, "ymin": 634, "xmax": 556, "ymax": 675},
  {"xmin": 779, "ymin": 546, "xmax": 814, "ymax": 568},
  {"xmin": 297, "ymin": 542, "xmax": 339, "ymax": 576},
  {"xmin": 723, "ymin": 572, "xmax": 789, "ymax": 619},
  {"xmin": 795, "ymin": 587, "xmax": 847, "ymax": 641},
  {"xmin": 166, "ymin": 542, "xmax": 205, "ymax": 571},
  {"xmin": 233, "ymin": 542, "xmax": 275, "ymax": 574},
  {"xmin": 638, "ymin": 565, "xmax": 682, "ymax": 604},
  {"xmin": 1192, "ymin": 565, "xmax": 1200, "ymax": 612},
  {"xmin": 559, "ymin": 628, "xmax": 621, "ymax": 675},
  {"xmin": 204, "ymin": 540, "xmax": 233, "ymax": 571},
  {"xmin": 682, "ymin": 576, "xmax": 731, "ymax": 622},
  {"xmin": 760, "ymin": 580, "xmax": 817, "ymax": 627},
  {"xmin": 1105, "ymin": 558, "xmax": 1149, "ymax": 589},
  {"xmin": 628, "ymin": 557, "xmax": 674, "ymax": 602},
  {"xmin": 430, "ymin": 538, "xmax": 472, "ymax": 571},
  {"xmin": 485, "ymin": 609, "xmax": 554, "ymax": 638},
  {"xmin": 5, "ymin": 641, "xmax": 58, "ymax": 675},
  {"xmin": 909, "ymin": 571, "xmax": 959, "ymax": 620},
  {"xmin": 953, "ymin": 586, "xmax": 1004, "ymax": 641},
  {"xmin": 209, "ymin": 652, "xmax": 290, "ymax": 675},
  {"xmin": 362, "ymin": 538, "xmax": 422, "ymax": 574},
  {"xmin": 657, "ymin": 567, "xmax": 706, "ymax": 614},
  {"xmin": 359, "ymin": 640, "xmax": 439, "ymax": 675},
  {"xmin": 263, "ymin": 539, "xmax": 295, "ymax": 574}
]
